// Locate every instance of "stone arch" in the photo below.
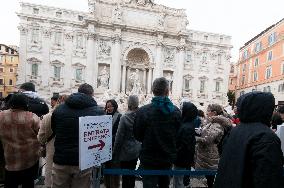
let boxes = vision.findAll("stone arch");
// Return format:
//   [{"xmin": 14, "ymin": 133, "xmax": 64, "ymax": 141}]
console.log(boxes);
[{"xmin": 122, "ymin": 43, "xmax": 154, "ymax": 65}]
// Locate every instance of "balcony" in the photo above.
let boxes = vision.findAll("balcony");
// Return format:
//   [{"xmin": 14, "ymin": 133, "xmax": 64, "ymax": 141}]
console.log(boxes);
[
  {"xmin": 49, "ymin": 77, "xmax": 64, "ymax": 87},
  {"xmin": 197, "ymin": 90, "xmax": 208, "ymax": 99},
  {"xmin": 28, "ymin": 75, "xmax": 42, "ymax": 85}
]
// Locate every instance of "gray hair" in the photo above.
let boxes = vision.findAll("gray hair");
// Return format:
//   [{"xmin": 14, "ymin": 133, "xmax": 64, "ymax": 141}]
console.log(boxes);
[
  {"xmin": 128, "ymin": 95, "xmax": 139, "ymax": 111},
  {"xmin": 152, "ymin": 77, "xmax": 169, "ymax": 96}
]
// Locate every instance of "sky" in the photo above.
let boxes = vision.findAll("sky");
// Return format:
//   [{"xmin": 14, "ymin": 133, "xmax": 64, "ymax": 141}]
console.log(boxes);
[{"xmin": 0, "ymin": 0, "xmax": 283, "ymax": 61}]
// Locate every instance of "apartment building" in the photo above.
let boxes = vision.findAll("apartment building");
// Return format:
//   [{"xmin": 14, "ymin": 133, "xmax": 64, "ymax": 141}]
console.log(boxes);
[
  {"xmin": 236, "ymin": 18, "xmax": 284, "ymax": 106},
  {"xmin": 0, "ymin": 44, "xmax": 19, "ymax": 98}
]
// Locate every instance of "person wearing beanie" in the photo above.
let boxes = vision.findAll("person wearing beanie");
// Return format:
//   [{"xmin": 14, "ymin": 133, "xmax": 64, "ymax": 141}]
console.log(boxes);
[
  {"xmin": 214, "ymin": 92, "xmax": 284, "ymax": 188},
  {"xmin": 19, "ymin": 82, "xmax": 49, "ymax": 117}
]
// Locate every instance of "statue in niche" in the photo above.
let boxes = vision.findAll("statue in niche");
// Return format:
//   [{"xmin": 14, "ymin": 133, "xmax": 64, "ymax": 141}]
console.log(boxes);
[
  {"xmin": 129, "ymin": 69, "xmax": 142, "ymax": 94},
  {"xmin": 165, "ymin": 73, "xmax": 173, "ymax": 92},
  {"xmin": 164, "ymin": 49, "xmax": 174, "ymax": 65},
  {"xmin": 98, "ymin": 40, "xmax": 111, "ymax": 57},
  {"xmin": 88, "ymin": 0, "xmax": 96, "ymax": 13},
  {"xmin": 113, "ymin": 4, "xmax": 122, "ymax": 22},
  {"xmin": 158, "ymin": 14, "xmax": 165, "ymax": 28},
  {"xmin": 98, "ymin": 66, "xmax": 109, "ymax": 88}
]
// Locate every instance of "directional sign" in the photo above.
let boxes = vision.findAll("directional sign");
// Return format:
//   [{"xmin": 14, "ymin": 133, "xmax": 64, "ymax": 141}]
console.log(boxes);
[{"xmin": 79, "ymin": 115, "xmax": 112, "ymax": 171}]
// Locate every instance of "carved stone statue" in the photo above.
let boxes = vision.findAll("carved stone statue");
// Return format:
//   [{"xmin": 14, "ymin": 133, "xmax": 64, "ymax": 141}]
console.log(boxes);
[
  {"xmin": 165, "ymin": 72, "xmax": 173, "ymax": 92},
  {"xmin": 88, "ymin": 0, "xmax": 96, "ymax": 13},
  {"xmin": 164, "ymin": 49, "xmax": 175, "ymax": 65},
  {"xmin": 129, "ymin": 69, "xmax": 142, "ymax": 94},
  {"xmin": 98, "ymin": 66, "xmax": 109, "ymax": 88},
  {"xmin": 158, "ymin": 14, "xmax": 165, "ymax": 28},
  {"xmin": 98, "ymin": 40, "xmax": 111, "ymax": 57},
  {"xmin": 113, "ymin": 4, "xmax": 122, "ymax": 22}
]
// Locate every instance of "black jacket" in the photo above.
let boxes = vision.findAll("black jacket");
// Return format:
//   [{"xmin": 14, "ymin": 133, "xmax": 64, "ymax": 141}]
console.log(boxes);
[
  {"xmin": 134, "ymin": 103, "xmax": 181, "ymax": 167},
  {"xmin": 27, "ymin": 96, "xmax": 49, "ymax": 117},
  {"xmin": 214, "ymin": 92, "xmax": 284, "ymax": 188},
  {"xmin": 175, "ymin": 102, "xmax": 197, "ymax": 167},
  {"xmin": 52, "ymin": 93, "xmax": 104, "ymax": 166}
]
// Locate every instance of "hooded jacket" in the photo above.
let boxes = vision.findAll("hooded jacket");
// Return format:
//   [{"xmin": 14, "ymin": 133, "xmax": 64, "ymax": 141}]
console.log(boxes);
[
  {"xmin": 23, "ymin": 91, "xmax": 49, "ymax": 117},
  {"xmin": 134, "ymin": 102, "xmax": 181, "ymax": 167},
  {"xmin": 214, "ymin": 92, "xmax": 284, "ymax": 188},
  {"xmin": 175, "ymin": 102, "xmax": 197, "ymax": 167},
  {"xmin": 52, "ymin": 93, "xmax": 104, "ymax": 166}
]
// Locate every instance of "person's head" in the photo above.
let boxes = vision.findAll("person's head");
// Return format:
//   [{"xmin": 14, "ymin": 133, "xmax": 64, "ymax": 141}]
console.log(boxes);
[
  {"xmin": 182, "ymin": 102, "xmax": 198, "ymax": 122},
  {"xmin": 236, "ymin": 91, "xmax": 275, "ymax": 126},
  {"xmin": 105, "ymin": 99, "xmax": 118, "ymax": 115},
  {"xmin": 271, "ymin": 112, "xmax": 283, "ymax": 129},
  {"xmin": 152, "ymin": 77, "xmax": 169, "ymax": 96},
  {"xmin": 207, "ymin": 104, "xmax": 223, "ymax": 118},
  {"xmin": 128, "ymin": 95, "xmax": 139, "ymax": 111},
  {"xmin": 9, "ymin": 93, "xmax": 29, "ymax": 111},
  {"xmin": 19, "ymin": 82, "xmax": 35, "ymax": 92},
  {"xmin": 278, "ymin": 105, "xmax": 284, "ymax": 121},
  {"xmin": 198, "ymin": 109, "xmax": 205, "ymax": 118},
  {"xmin": 51, "ymin": 96, "xmax": 59, "ymax": 108},
  {"xmin": 78, "ymin": 83, "xmax": 94, "ymax": 96},
  {"xmin": 59, "ymin": 95, "xmax": 69, "ymax": 104}
]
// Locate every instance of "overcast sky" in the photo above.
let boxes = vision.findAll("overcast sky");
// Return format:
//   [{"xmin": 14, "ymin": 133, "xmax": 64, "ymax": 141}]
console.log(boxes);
[{"xmin": 0, "ymin": 0, "xmax": 283, "ymax": 61}]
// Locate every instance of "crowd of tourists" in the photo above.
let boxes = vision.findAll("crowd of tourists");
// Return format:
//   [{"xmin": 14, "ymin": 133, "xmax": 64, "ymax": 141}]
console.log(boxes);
[{"xmin": 0, "ymin": 77, "xmax": 283, "ymax": 188}]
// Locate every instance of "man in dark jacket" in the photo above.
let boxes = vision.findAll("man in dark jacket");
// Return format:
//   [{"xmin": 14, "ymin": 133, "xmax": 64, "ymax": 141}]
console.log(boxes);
[
  {"xmin": 19, "ymin": 82, "xmax": 49, "ymax": 117},
  {"xmin": 134, "ymin": 77, "xmax": 181, "ymax": 188},
  {"xmin": 51, "ymin": 83, "xmax": 104, "ymax": 188},
  {"xmin": 214, "ymin": 92, "xmax": 284, "ymax": 188}
]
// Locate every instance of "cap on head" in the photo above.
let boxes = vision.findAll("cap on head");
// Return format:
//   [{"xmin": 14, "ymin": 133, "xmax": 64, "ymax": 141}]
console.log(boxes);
[{"xmin": 20, "ymin": 82, "xmax": 35, "ymax": 92}]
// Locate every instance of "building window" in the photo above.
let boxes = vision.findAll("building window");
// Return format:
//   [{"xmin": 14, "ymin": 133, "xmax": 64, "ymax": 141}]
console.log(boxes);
[
  {"xmin": 54, "ymin": 32, "xmax": 62, "ymax": 46},
  {"xmin": 217, "ymin": 54, "xmax": 222, "ymax": 65},
  {"xmin": 202, "ymin": 52, "xmax": 207, "ymax": 62},
  {"xmin": 200, "ymin": 80, "xmax": 205, "ymax": 93},
  {"xmin": 9, "ymin": 68, "xmax": 13, "ymax": 73},
  {"xmin": 76, "ymin": 34, "xmax": 83, "ymax": 49},
  {"xmin": 268, "ymin": 32, "xmax": 277, "ymax": 46},
  {"xmin": 278, "ymin": 83, "xmax": 284, "ymax": 92},
  {"xmin": 10, "ymin": 57, "xmax": 13, "ymax": 62},
  {"xmin": 215, "ymin": 81, "xmax": 220, "ymax": 92},
  {"xmin": 75, "ymin": 68, "xmax": 82, "ymax": 81},
  {"xmin": 254, "ymin": 41, "xmax": 262, "ymax": 53},
  {"xmin": 253, "ymin": 71, "xmax": 258, "ymax": 82},
  {"xmin": 230, "ymin": 65, "xmax": 234, "ymax": 73},
  {"xmin": 265, "ymin": 66, "xmax": 272, "ymax": 79},
  {"xmin": 254, "ymin": 58, "xmax": 259, "ymax": 67},
  {"xmin": 267, "ymin": 51, "xmax": 273, "ymax": 61},
  {"xmin": 56, "ymin": 11, "xmax": 62, "ymax": 18},
  {"xmin": 31, "ymin": 64, "xmax": 38, "ymax": 77},
  {"xmin": 9, "ymin": 79, "xmax": 12, "ymax": 86},
  {"xmin": 0, "ymin": 55, "xmax": 3, "ymax": 62},
  {"xmin": 0, "ymin": 68, "xmax": 3, "ymax": 73},
  {"xmin": 78, "ymin": 15, "xmax": 83, "ymax": 21},
  {"xmin": 282, "ymin": 62, "xmax": 284, "ymax": 74},
  {"xmin": 31, "ymin": 28, "xmax": 40, "ymax": 43},
  {"xmin": 33, "ymin": 8, "xmax": 39, "ymax": 14},
  {"xmin": 0, "ymin": 79, "xmax": 3, "ymax": 85},
  {"xmin": 204, "ymin": 35, "xmax": 208, "ymax": 40},
  {"xmin": 220, "ymin": 37, "xmax": 223, "ymax": 42},
  {"xmin": 242, "ymin": 50, "xmax": 249, "ymax": 60},
  {"xmin": 54, "ymin": 66, "xmax": 61, "ymax": 80},
  {"xmin": 242, "ymin": 64, "xmax": 246, "ymax": 72},
  {"xmin": 230, "ymin": 79, "xmax": 233, "ymax": 85},
  {"xmin": 241, "ymin": 76, "xmax": 245, "ymax": 85},
  {"xmin": 184, "ymin": 79, "xmax": 190, "ymax": 91}
]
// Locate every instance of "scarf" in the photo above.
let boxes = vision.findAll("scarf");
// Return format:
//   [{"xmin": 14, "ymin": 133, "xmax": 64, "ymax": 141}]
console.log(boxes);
[{"xmin": 151, "ymin": 96, "xmax": 175, "ymax": 115}]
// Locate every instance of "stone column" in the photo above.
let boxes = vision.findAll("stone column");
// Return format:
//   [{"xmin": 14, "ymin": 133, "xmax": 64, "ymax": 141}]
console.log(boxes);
[
  {"xmin": 110, "ymin": 31, "xmax": 122, "ymax": 93},
  {"xmin": 86, "ymin": 24, "xmax": 97, "ymax": 88},
  {"xmin": 143, "ymin": 69, "xmax": 147, "ymax": 92},
  {"xmin": 17, "ymin": 25, "xmax": 28, "ymax": 85},
  {"xmin": 173, "ymin": 42, "xmax": 186, "ymax": 97},
  {"xmin": 153, "ymin": 34, "xmax": 163, "ymax": 79},
  {"xmin": 126, "ymin": 67, "xmax": 131, "ymax": 92},
  {"xmin": 42, "ymin": 28, "xmax": 51, "ymax": 87},
  {"xmin": 147, "ymin": 68, "xmax": 153, "ymax": 94},
  {"xmin": 121, "ymin": 64, "xmax": 127, "ymax": 93}
]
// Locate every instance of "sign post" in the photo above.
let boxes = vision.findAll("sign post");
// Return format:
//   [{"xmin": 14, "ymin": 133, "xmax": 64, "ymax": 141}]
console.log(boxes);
[{"xmin": 79, "ymin": 115, "xmax": 112, "ymax": 171}]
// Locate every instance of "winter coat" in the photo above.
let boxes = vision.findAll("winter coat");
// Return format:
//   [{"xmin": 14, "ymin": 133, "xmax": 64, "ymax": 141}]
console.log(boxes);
[
  {"xmin": 52, "ymin": 92, "xmax": 104, "ymax": 166},
  {"xmin": 214, "ymin": 92, "xmax": 284, "ymax": 188},
  {"xmin": 195, "ymin": 116, "xmax": 232, "ymax": 170},
  {"xmin": 175, "ymin": 102, "xmax": 197, "ymax": 168},
  {"xmin": 113, "ymin": 111, "xmax": 141, "ymax": 162},
  {"xmin": 134, "ymin": 103, "xmax": 181, "ymax": 167},
  {"xmin": 111, "ymin": 111, "xmax": 122, "ymax": 146},
  {"xmin": 23, "ymin": 91, "xmax": 49, "ymax": 117}
]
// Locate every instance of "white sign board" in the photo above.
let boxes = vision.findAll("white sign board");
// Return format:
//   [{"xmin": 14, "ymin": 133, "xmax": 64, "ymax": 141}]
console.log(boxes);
[{"xmin": 79, "ymin": 115, "xmax": 112, "ymax": 171}]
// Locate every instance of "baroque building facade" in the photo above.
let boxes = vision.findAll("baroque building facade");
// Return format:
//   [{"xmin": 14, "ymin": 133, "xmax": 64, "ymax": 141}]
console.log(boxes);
[
  {"xmin": 0, "ymin": 44, "xmax": 19, "ymax": 97},
  {"xmin": 17, "ymin": 0, "xmax": 232, "ymax": 106}
]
